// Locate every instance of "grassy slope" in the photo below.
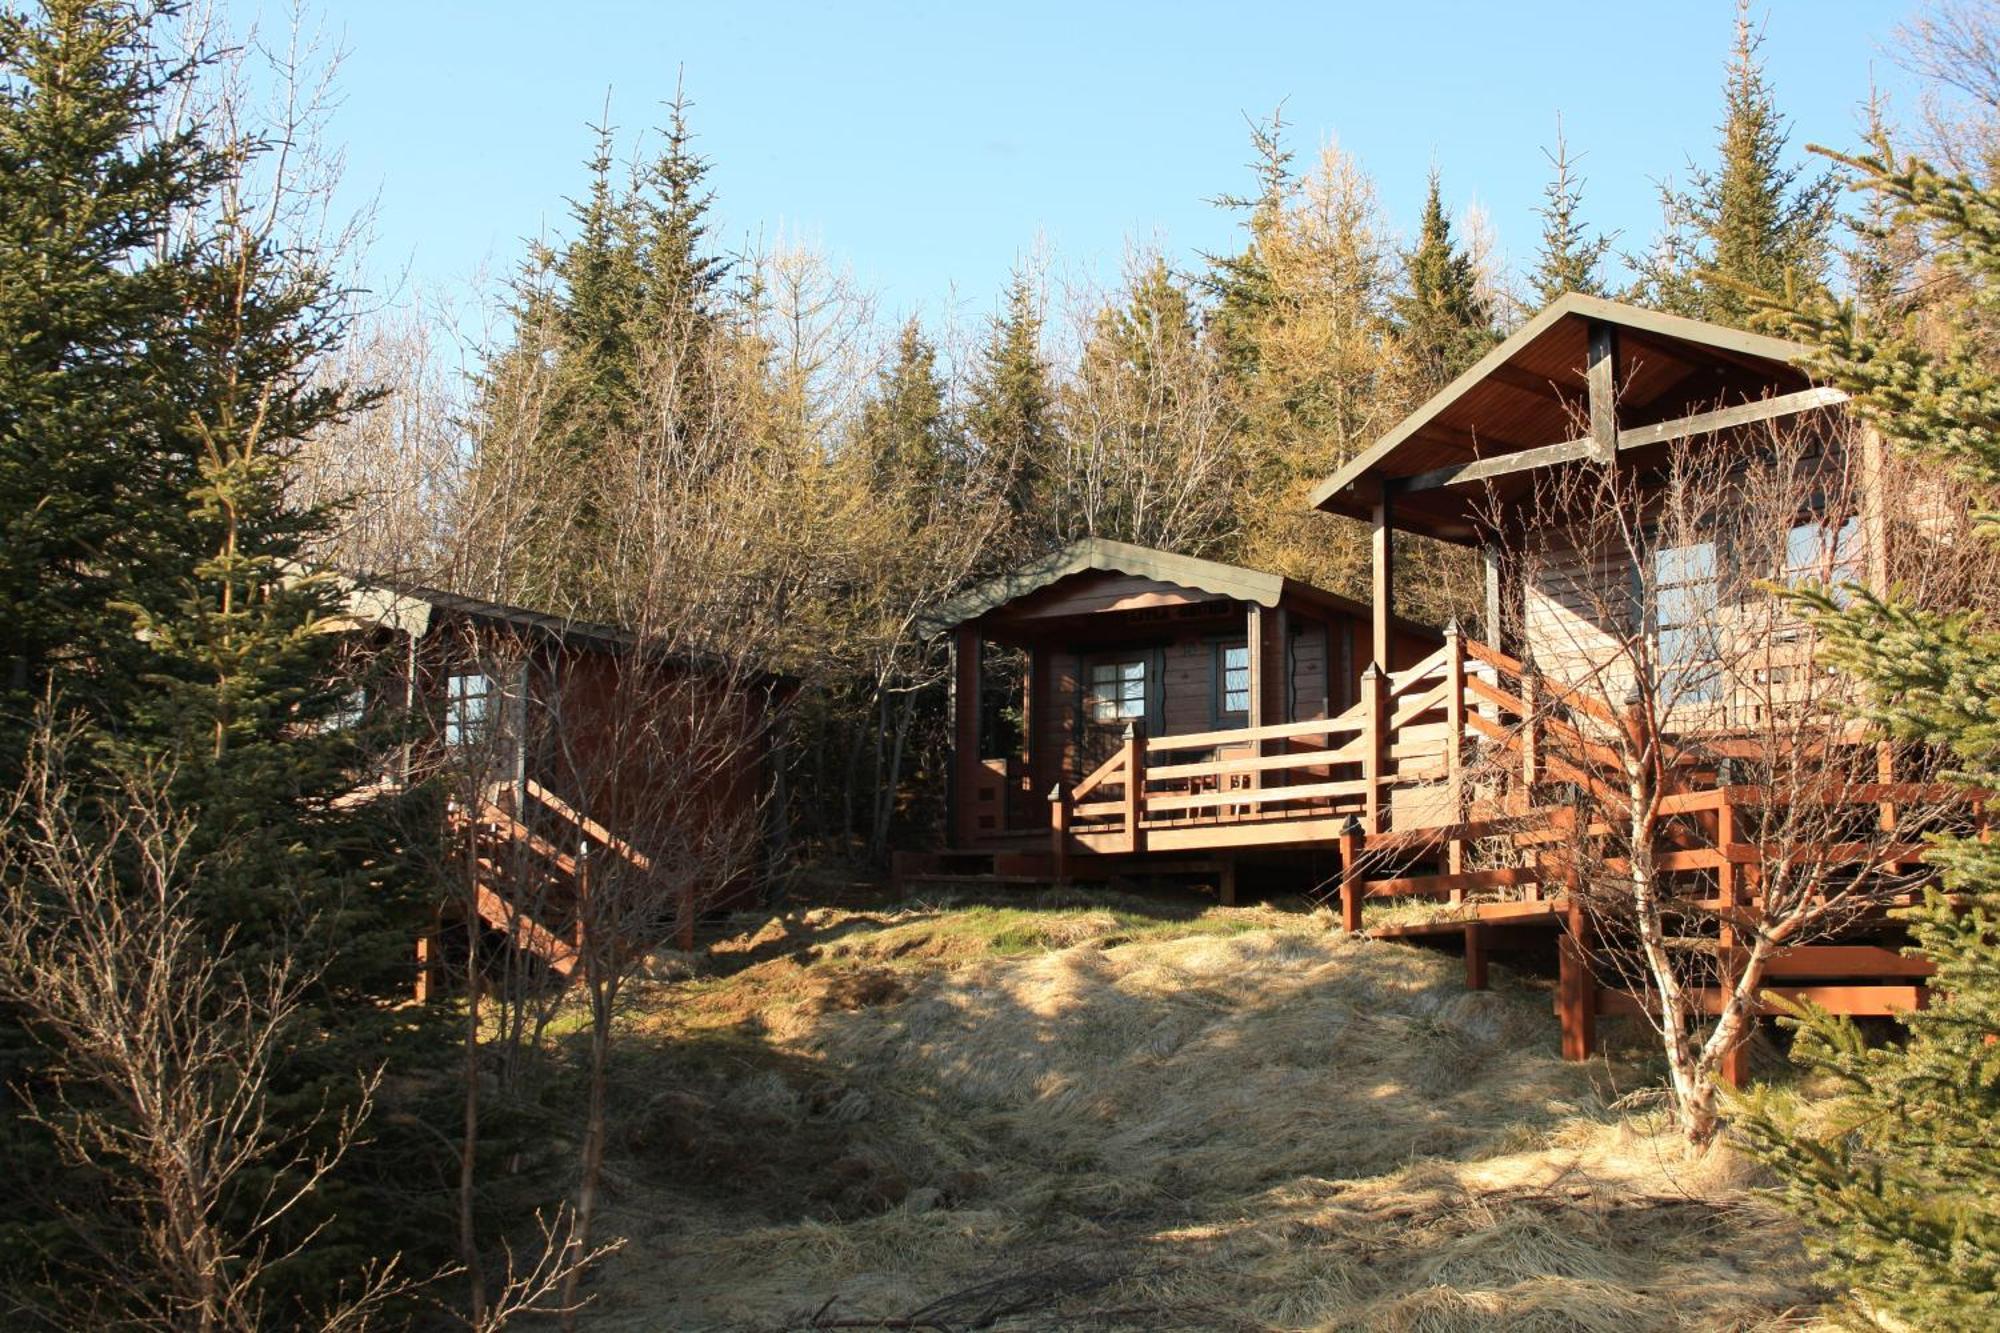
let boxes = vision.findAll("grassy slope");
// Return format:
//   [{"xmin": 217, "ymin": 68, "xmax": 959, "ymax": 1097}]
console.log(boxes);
[{"xmin": 575, "ymin": 892, "xmax": 1824, "ymax": 1331}]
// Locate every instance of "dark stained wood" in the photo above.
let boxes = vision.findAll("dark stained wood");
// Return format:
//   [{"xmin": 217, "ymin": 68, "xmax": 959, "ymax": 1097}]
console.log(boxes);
[{"xmin": 953, "ymin": 627, "xmax": 981, "ymax": 845}]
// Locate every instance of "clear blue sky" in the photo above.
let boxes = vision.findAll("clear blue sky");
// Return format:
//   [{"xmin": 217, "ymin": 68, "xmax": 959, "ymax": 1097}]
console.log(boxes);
[{"xmin": 289, "ymin": 1, "xmax": 1923, "ymax": 325}]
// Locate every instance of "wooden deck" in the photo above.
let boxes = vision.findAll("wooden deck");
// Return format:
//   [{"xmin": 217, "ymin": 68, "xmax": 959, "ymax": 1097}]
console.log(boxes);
[{"xmin": 1040, "ymin": 625, "xmax": 1969, "ymax": 1079}]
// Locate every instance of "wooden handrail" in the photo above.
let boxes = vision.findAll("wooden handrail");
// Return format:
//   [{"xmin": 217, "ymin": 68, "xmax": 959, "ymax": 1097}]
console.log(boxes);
[
  {"xmin": 1070, "ymin": 747, "xmax": 1128, "ymax": 803},
  {"xmin": 523, "ymin": 779, "xmax": 653, "ymax": 874},
  {"xmin": 1147, "ymin": 708, "xmax": 1366, "ymax": 754},
  {"xmin": 1388, "ymin": 645, "xmax": 1449, "ymax": 696}
]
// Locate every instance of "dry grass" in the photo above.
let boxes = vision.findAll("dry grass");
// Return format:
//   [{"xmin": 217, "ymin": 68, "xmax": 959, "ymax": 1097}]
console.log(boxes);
[{"xmin": 561, "ymin": 892, "xmax": 1825, "ymax": 1331}]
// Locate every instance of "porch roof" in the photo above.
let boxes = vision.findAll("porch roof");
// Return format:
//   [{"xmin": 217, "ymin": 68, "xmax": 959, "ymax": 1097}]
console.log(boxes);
[
  {"xmin": 923, "ymin": 537, "xmax": 1398, "ymax": 637},
  {"xmin": 1308, "ymin": 293, "xmax": 1834, "ymax": 543}
]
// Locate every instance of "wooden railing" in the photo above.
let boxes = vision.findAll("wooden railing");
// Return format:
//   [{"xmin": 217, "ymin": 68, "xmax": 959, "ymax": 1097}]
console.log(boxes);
[{"xmin": 1049, "ymin": 624, "xmax": 1486, "ymax": 856}]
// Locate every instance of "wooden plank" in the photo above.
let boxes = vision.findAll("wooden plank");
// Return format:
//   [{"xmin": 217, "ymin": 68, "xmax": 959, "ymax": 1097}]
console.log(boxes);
[
  {"xmin": 1365, "ymin": 864, "xmax": 1543, "ymax": 898},
  {"xmin": 1614, "ymin": 385, "xmax": 1848, "ymax": 451},
  {"xmin": 1762, "ymin": 945, "xmax": 1935, "ymax": 979},
  {"xmin": 1389, "ymin": 645, "xmax": 1448, "ymax": 695},
  {"xmin": 1405, "ymin": 435, "xmax": 1600, "ymax": 493},
  {"xmin": 1595, "ymin": 983, "xmax": 1924, "ymax": 1018},
  {"xmin": 1466, "ymin": 673, "xmax": 1527, "ymax": 715},
  {"xmin": 1148, "ymin": 745, "xmax": 1356, "ymax": 782},
  {"xmin": 1339, "ymin": 824, "xmax": 1364, "ymax": 934},
  {"xmin": 1149, "ymin": 711, "xmax": 1363, "ymax": 753},
  {"xmin": 1466, "ymin": 636, "xmax": 1524, "ymax": 676},
  {"xmin": 1143, "ymin": 778, "xmax": 1371, "ymax": 815}
]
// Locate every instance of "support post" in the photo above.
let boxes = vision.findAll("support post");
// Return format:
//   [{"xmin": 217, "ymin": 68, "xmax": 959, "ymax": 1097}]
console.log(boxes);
[
  {"xmin": 1558, "ymin": 901, "xmax": 1597, "ymax": 1061},
  {"xmin": 1715, "ymin": 798, "xmax": 1750, "ymax": 1088},
  {"xmin": 1520, "ymin": 655, "xmax": 1541, "ymax": 789},
  {"xmin": 1025, "ymin": 642, "xmax": 1051, "ymax": 806},
  {"xmin": 1362, "ymin": 663, "xmax": 1388, "ymax": 835},
  {"xmin": 1247, "ymin": 603, "xmax": 1266, "ymax": 796},
  {"xmin": 1218, "ymin": 859, "xmax": 1238, "ymax": 907},
  {"xmin": 1338, "ymin": 815, "xmax": 1364, "ymax": 935},
  {"xmin": 951, "ymin": 626, "xmax": 982, "ymax": 846},
  {"xmin": 1372, "ymin": 492, "xmax": 1396, "ymax": 672},
  {"xmin": 1048, "ymin": 783, "xmax": 1070, "ymax": 885},
  {"xmin": 1121, "ymin": 720, "xmax": 1146, "ymax": 855},
  {"xmin": 1444, "ymin": 619, "xmax": 1467, "ymax": 876},
  {"xmin": 1464, "ymin": 922, "xmax": 1488, "ymax": 991},
  {"xmin": 1587, "ymin": 319, "xmax": 1620, "ymax": 462}
]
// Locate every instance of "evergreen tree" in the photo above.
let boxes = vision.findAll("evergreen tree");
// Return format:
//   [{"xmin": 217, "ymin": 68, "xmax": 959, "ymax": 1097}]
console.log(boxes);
[
  {"xmin": 856, "ymin": 317, "xmax": 954, "ymax": 513},
  {"xmin": 469, "ymin": 86, "xmax": 730, "ymax": 610},
  {"xmin": 966, "ymin": 269, "xmax": 1056, "ymax": 531},
  {"xmin": 0, "ymin": 0, "xmax": 219, "ymax": 779},
  {"xmin": 1529, "ymin": 121, "xmax": 1614, "ymax": 306},
  {"xmin": 1202, "ymin": 107, "xmax": 1292, "ymax": 386},
  {"xmin": 1392, "ymin": 170, "xmax": 1497, "ymax": 398},
  {"xmin": 0, "ymin": 1, "xmax": 456, "ymax": 1317},
  {"xmin": 1634, "ymin": 2, "xmax": 1839, "ymax": 324},
  {"xmin": 1735, "ymin": 139, "xmax": 2000, "ymax": 1329}
]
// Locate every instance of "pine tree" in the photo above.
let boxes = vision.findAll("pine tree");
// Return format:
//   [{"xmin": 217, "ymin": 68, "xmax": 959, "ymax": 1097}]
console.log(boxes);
[
  {"xmin": 1529, "ymin": 120, "xmax": 1614, "ymax": 307},
  {"xmin": 856, "ymin": 317, "xmax": 954, "ymax": 513},
  {"xmin": 1203, "ymin": 107, "xmax": 1293, "ymax": 386},
  {"xmin": 1734, "ymin": 139, "xmax": 2000, "ymax": 1329},
  {"xmin": 1635, "ymin": 2, "xmax": 1839, "ymax": 324},
  {"xmin": 469, "ymin": 86, "xmax": 731, "ymax": 610},
  {"xmin": 966, "ymin": 269, "xmax": 1056, "ymax": 532},
  {"xmin": 1392, "ymin": 170, "xmax": 1497, "ymax": 398}
]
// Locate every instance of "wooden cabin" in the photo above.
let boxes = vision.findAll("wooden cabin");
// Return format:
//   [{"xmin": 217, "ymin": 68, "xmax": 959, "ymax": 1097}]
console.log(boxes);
[
  {"xmin": 332, "ymin": 581, "xmax": 788, "ymax": 993},
  {"xmin": 909, "ymin": 539, "xmax": 1439, "ymax": 897},
  {"xmin": 1306, "ymin": 293, "xmax": 1959, "ymax": 1077}
]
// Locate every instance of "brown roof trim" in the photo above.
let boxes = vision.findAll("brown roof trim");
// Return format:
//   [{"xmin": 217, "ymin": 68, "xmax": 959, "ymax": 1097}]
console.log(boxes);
[{"xmin": 1307, "ymin": 293, "xmax": 1810, "ymax": 512}]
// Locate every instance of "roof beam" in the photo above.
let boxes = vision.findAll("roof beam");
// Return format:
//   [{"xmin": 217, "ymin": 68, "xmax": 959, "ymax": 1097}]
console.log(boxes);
[{"xmin": 1402, "ymin": 385, "xmax": 1849, "ymax": 495}]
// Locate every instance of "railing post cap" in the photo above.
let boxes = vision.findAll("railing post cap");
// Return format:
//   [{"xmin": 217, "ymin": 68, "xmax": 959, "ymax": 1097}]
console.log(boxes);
[
  {"xmin": 1444, "ymin": 617, "xmax": 1461, "ymax": 637},
  {"xmin": 1342, "ymin": 814, "xmax": 1365, "ymax": 836},
  {"xmin": 1361, "ymin": 661, "xmax": 1383, "ymax": 679},
  {"xmin": 1123, "ymin": 721, "xmax": 1136, "ymax": 739},
  {"xmin": 1047, "ymin": 783, "xmax": 1065, "ymax": 802}
]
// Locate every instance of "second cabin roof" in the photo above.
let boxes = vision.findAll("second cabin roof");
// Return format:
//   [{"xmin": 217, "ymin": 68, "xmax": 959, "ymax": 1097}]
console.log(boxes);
[
  {"xmin": 1309, "ymin": 293, "xmax": 1831, "ymax": 543},
  {"xmin": 923, "ymin": 537, "xmax": 1436, "ymax": 640}
]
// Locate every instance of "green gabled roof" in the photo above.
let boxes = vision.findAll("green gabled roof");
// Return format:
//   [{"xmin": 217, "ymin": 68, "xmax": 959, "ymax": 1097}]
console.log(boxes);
[{"xmin": 922, "ymin": 537, "xmax": 1397, "ymax": 636}]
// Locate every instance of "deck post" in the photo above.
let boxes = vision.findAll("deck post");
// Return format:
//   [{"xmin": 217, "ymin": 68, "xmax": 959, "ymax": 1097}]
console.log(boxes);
[
  {"xmin": 1247, "ymin": 603, "xmax": 1266, "ymax": 796},
  {"xmin": 1122, "ymin": 721, "xmax": 1146, "ymax": 855},
  {"xmin": 1444, "ymin": 619, "xmax": 1467, "ymax": 876},
  {"xmin": 951, "ymin": 627, "xmax": 982, "ymax": 847},
  {"xmin": 1218, "ymin": 858, "xmax": 1237, "ymax": 907},
  {"xmin": 1715, "ymin": 798, "xmax": 1751, "ymax": 1088},
  {"xmin": 1362, "ymin": 663, "xmax": 1388, "ymax": 834},
  {"xmin": 1025, "ymin": 642, "xmax": 1052, "ymax": 810},
  {"xmin": 1464, "ymin": 922, "xmax": 1488, "ymax": 990},
  {"xmin": 1587, "ymin": 318, "xmax": 1620, "ymax": 462},
  {"xmin": 1520, "ymin": 654, "xmax": 1541, "ymax": 789},
  {"xmin": 1338, "ymin": 814, "xmax": 1365, "ymax": 934},
  {"xmin": 1558, "ymin": 900, "xmax": 1597, "ymax": 1061},
  {"xmin": 1048, "ymin": 783, "xmax": 1070, "ymax": 884},
  {"xmin": 1372, "ymin": 492, "xmax": 1396, "ymax": 672}
]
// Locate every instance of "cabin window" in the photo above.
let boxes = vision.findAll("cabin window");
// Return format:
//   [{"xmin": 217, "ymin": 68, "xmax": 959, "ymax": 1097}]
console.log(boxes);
[
  {"xmin": 1086, "ymin": 659, "xmax": 1148, "ymax": 724},
  {"xmin": 1218, "ymin": 642, "xmax": 1251, "ymax": 716},
  {"xmin": 444, "ymin": 671, "xmax": 493, "ymax": 748},
  {"xmin": 328, "ymin": 686, "xmax": 367, "ymax": 731},
  {"xmin": 1652, "ymin": 539, "xmax": 1721, "ymax": 704},
  {"xmin": 1783, "ymin": 513, "xmax": 1863, "ymax": 591}
]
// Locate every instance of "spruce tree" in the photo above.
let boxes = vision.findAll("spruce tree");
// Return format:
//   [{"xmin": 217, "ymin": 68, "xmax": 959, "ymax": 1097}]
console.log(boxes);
[
  {"xmin": 1203, "ymin": 108, "xmax": 1292, "ymax": 386},
  {"xmin": 0, "ymin": 1, "xmax": 456, "ymax": 1316},
  {"xmin": 856, "ymin": 317, "xmax": 954, "ymax": 513},
  {"xmin": 1635, "ymin": 2, "xmax": 1838, "ymax": 325},
  {"xmin": 1392, "ymin": 170, "xmax": 1497, "ymax": 398},
  {"xmin": 1529, "ymin": 121, "xmax": 1614, "ymax": 307},
  {"xmin": 1734, "ymin": 140, "xmax": 2000, "ymax": 1329},
  {"xmin": 966, "ymin": 269, "xmax": 1056, "ymax": 531},
  {"xmin": 0, "ymin": 0, "xmax": 220, "ymax": 779}
]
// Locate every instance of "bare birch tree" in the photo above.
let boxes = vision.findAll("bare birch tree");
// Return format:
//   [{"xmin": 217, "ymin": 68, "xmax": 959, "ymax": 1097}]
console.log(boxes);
[{"xmin": 1477, "ymin": 415, "xmax": 1988, "ymax": 1145}]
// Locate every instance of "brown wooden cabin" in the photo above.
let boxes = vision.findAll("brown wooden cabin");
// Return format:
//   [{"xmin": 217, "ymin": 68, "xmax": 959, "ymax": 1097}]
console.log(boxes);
[
  {"xmin": 330, "ymin": 581, "xmax": 787, "ymax": 995},
  {"xmin": 907, "ymin": 539, "xmax": 1439, "ymax": 897},
  {"xmin": 1304, "ymin": 292, "xmax": 1955, "ymax": 1078}
]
